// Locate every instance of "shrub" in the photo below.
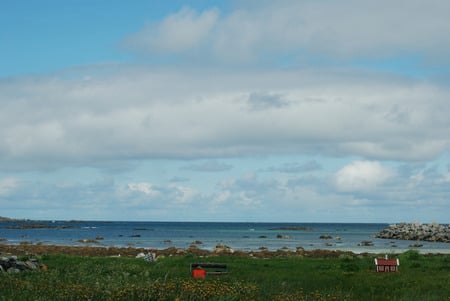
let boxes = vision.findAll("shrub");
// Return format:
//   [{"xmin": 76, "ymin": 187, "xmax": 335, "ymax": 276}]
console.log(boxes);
[{"xmin": 402, "ymin": 250, "xmax": 421, "ymax": 260}]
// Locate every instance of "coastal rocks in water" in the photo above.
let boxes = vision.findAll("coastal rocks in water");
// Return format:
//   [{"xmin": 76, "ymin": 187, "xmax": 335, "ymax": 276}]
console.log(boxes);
[
  {"xmin": 358, "ymin": 240, "xmax": 374, "ymax": 246},
  {"xmin": 375, "ymin": 222, "xmax": 450, "ymax": 243},
  {"xmin": 276, "ymin": 234, "xmax": 291, "ymax": 239},
  {"xmin": 0, "ymin": 256, "xmax": 46, "ymax": 273},
  {"xmin": 319, "ymin": 235, "xmax": 333, "ymax": 239}
]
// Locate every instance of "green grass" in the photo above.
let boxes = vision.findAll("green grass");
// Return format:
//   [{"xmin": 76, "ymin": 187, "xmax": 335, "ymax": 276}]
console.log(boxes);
[{"xmin": 1, "ymin": 251, "xmax": 449, "ymax": 300}]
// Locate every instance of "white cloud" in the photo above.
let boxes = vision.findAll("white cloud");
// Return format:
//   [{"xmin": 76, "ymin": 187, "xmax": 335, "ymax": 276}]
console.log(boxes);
[
  {"xmin": 334, "ymin": 160, "xmax": 395, "ymax": 192},
  {"xmin": 124, "ymin": 1, "xmax": 450, "ymax": 63},
  {"xmin": 128, "ymin": 182, "xmax": 160, "ymax": 197},
  {"xmin": 1, "ymin": 69, "xmax": 450, "ymax": 171},
  {"xmin": 0, "ymin": 177, "xmax": 19, "ymax": 196},
  {"xmin": 125, "ymin": 6, "xmax": 218, "ymax": 53},
  {"xmin": 168, "ymin": 184, "xmax": 198, "ymax": 204}
]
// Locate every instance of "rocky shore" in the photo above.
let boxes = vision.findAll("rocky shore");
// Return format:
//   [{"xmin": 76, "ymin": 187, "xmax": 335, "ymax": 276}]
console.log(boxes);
[
  {"xmin": 375, "ymin": 222, "xmax": 450, "ymax": 243},
  {"xmin": 0, "ymin": 243, "xmax": 358, "ymax": 259}
]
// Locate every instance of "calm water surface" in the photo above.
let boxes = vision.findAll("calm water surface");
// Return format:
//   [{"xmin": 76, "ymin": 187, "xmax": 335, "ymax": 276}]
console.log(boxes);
[{"xmin": 1, "ymin": 221, "xmax": 449, "ymax": 254}]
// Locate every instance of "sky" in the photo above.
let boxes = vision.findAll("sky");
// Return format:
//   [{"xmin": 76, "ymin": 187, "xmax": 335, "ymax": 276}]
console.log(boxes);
[{"xmin": 1, "ymin": 0, "xmax": 450, "ymax": 223}]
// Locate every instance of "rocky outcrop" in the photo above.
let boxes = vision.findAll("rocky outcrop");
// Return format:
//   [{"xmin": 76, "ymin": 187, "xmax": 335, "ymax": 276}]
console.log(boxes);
[
  {"xmin": 0, "ymin": 256, "xmax": 47, "ymax": 273},
  {"xmin": 375, "ymin": 222, "xmax": 450, "ymax": 243}
]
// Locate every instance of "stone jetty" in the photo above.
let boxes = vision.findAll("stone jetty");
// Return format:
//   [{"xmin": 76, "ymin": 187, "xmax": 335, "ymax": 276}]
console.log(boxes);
[{"xmin": 375, "ymin": 222, "xmax": 450, "ymax": 243}]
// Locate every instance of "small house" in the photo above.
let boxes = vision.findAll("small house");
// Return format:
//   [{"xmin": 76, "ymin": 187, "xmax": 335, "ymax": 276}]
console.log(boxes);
[{"xmin": 374, "ymin": 257, "xmax": 399, "ymax": 272}]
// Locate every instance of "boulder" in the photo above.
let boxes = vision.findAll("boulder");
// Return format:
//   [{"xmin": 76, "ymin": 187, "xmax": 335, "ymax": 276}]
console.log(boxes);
[
  {"xmin": 213, "ymin": 244, "xmax": 234, "ymax": 254},
  {"xmin": 319, "ymin": 235, "xmax": 332, "ymax": 239},
  {"xmin": 358, "ymin": 240, "xmax": 374, "ymax": 246}
]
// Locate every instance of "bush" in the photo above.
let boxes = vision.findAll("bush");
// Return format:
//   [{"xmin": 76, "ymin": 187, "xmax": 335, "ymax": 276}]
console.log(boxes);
[{"xmin": 402, "ymin": 250, "xmax": 421, "ymax": 260}]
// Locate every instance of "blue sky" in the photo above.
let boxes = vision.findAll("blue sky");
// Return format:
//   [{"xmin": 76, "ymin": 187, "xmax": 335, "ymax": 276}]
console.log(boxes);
[{"xmin": 1, "ymin": 0, "xmax": 450, "ymax": 222}]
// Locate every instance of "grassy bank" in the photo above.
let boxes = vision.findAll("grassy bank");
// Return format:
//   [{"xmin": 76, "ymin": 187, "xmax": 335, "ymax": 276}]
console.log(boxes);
[{"xmin": 1, "ymin": 250, "xmax": 449, "ymax": 301}]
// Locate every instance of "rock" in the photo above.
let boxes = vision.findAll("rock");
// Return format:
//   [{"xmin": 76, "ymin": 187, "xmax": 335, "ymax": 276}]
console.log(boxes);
[
  {"xmin": 213, "ymin": 244, "xmax": 234, "ymax": 254},
  {"xmin": 136, "ymin": 252, "xmax": 146, "ymax": 258},
  {"xmin": 296, "ymin": 246, "xmax": 305, "ymax": 253},
  {"xmin": 136, "ymin": 252, "xmax": 157, "ymax": 262},
  {"xmin": 25, "ymin": 260, "xmax": 39, "ymax": 270},
  {"xmin": 279, "ymin": 246, "xmax": 290, "ymax": 251},
  {"xmin": 358, "ymin": 241, "xmax": 374, "ymax": 246},
  {"xmin": 375, "ymin": 222, "xmax": 450, "ymax": 243},
  {"xmin": 320, "ymin": 235, "xmax": 332, "ymax": 239},
  {"xmin": 175, "ymin": 248, "xmax": 186, "ymax": 255},
  {"xmin": 276, "ymin": 234, "xmax": 290, "ymax": 239}
]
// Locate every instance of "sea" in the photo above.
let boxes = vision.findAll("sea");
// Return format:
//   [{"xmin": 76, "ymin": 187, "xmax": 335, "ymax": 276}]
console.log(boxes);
[{"xmin": 1, "ymin": 221, "xmax": 449, "ymax": 254}]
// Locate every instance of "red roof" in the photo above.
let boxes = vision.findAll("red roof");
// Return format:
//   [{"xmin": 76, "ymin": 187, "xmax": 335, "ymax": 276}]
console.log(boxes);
[{"xmin": 375, "ymin": 258, "xmax": 399, "ymax": 266}]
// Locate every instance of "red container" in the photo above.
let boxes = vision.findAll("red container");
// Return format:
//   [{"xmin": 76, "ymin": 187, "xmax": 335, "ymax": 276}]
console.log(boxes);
[{"xmin": 192, "ymin": 268, "xmax": 206, "ymax": 278}]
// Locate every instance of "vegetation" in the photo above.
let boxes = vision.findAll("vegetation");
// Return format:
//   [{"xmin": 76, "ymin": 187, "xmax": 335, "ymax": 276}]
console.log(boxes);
[{"xmin": 1, "ymin": 250, "xmax": 449, "ymax": 300}]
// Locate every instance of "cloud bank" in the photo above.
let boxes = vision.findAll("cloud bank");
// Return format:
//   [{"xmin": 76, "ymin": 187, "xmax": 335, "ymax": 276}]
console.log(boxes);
[{"xmin": 1, "ymin": 69, "xmax": 449, "ymax": 171}]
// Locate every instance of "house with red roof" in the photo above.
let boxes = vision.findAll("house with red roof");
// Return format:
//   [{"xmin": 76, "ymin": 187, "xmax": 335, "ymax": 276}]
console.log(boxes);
[{"xmin": 374, "ymin": 257, "xmax": 400, "ymax": 272}]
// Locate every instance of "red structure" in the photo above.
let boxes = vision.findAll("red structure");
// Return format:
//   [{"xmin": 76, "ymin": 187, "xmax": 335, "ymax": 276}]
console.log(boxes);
[
  {"xmin": 191, "ymin": 267, "xmax": 207, "ymax": 278},
  {"xmin": 374, "ymin": 258, "xmax": 399, "ymax": 272}
]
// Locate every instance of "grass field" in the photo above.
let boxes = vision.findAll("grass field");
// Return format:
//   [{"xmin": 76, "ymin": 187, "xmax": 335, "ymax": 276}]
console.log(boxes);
[{"xmin": 1, "ymin": 250, "xmax": 449, "ymax": 301}]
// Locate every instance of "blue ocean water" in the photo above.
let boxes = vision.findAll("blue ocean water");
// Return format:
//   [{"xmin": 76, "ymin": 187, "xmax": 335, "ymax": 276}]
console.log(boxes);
[{"xmin": 1, "ymin": 221, "xmax": 449, "ymax": 254}]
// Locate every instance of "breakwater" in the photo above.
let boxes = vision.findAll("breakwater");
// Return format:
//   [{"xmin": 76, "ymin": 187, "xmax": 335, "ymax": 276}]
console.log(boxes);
[{"xmin": 375, "ymin": 222, "xmax": 450, "ymax": 243}]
